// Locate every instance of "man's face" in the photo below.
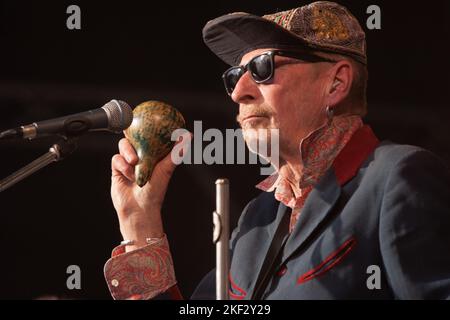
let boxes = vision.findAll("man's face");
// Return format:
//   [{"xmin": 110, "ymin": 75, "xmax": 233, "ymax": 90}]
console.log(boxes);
[{"xmin": 233, "ymin": 48, "xmax": 331, "ymax": 160}]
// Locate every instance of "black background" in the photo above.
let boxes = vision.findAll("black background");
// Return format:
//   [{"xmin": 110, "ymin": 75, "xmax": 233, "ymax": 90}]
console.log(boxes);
[{"xmin": 0, "ymin": 0, "xmax": 449, "ymax": 299}]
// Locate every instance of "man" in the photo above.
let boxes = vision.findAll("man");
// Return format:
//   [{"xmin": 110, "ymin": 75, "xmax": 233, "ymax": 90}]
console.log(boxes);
[{"xmin": 104, "ymin": 1, "xmax": 450, "ymax": 299}]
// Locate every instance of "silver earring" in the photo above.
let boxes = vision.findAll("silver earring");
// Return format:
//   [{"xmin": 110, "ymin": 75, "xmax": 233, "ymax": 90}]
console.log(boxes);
[{"xmin": 326, "ymin": 105, "xmax": 334, "ymax": 121}]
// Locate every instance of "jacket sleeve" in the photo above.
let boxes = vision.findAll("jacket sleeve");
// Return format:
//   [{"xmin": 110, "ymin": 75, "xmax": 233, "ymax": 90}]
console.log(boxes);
[{"xmin": 379, "ymin": 149, "xmax": 450, "ymax": 299}]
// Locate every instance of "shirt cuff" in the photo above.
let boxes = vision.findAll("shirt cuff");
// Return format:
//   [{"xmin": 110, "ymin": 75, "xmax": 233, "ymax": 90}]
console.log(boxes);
[{"xmin": 104, "ymin": 234, "xmax": 177, "ymax": 300}]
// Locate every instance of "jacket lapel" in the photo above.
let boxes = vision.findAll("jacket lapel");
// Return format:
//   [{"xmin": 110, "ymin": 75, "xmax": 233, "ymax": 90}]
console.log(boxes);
[
  {"xmin": 280, "ymin": 125, "xmax": 380, "ymax": 265},
  {"xmin": 245, "ymin": 200, "xmax": 288, "ymax": 298},
  {"xmin": 254, "ymin": 200, "xmax": 288, "ymax": 267},
  {"xmin": 280, "ymin": 169, "xmax": 342, "ymax": 265}
]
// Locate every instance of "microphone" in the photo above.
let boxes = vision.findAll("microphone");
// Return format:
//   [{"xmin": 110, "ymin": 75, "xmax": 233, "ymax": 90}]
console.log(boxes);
[{"xmin": 0, "ymin": 100, "xmax": 133, "ymax": 140}]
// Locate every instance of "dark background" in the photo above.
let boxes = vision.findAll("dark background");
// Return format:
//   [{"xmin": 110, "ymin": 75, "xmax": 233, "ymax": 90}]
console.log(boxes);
[{"xmin": 0, "ymin": 0, "xmax": 449, "ymax": 299}]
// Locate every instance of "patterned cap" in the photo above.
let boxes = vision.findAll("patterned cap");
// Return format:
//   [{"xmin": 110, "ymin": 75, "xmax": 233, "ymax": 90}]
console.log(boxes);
[{"xmin": 203, "ymin": 1, "xmax": 367, "ymax": 66}]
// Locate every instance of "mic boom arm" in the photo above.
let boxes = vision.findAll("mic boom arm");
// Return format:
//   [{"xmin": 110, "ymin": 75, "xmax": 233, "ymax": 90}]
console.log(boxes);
[{"xmin": 0, "ymin": 137, "xmax": 77, "ymax": 193}]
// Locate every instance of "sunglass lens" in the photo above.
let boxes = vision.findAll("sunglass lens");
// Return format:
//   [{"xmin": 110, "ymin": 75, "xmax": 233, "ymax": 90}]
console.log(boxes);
[
  {"xmin": 224, "ymin": 67, "xmax": 244, "ymax": 94},
  {"xmin": 249, "ymin": 54, "xmax": 272, "ymax": 82}
]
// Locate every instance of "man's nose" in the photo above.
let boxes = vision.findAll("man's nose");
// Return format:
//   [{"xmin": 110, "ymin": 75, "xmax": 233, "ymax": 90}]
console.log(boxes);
[{"xmin": 231, "ymin": 72, "xmax": 262, "ymax": 104}]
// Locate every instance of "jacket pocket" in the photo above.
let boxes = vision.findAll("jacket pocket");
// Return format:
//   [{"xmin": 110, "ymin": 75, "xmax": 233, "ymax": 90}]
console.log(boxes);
[{"xmin": 297, "ymin": 236, "xmax": 356, "ymax": 285}]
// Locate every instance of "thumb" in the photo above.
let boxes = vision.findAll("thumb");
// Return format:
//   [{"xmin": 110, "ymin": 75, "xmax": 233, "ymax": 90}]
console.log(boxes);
[
  {"xmin": 149, "ymin": 131, "xmax": 193, "ymax": 180},
  {"xmin": 139, "ymin": 132, "xmax": 192, "ymax": 203}
]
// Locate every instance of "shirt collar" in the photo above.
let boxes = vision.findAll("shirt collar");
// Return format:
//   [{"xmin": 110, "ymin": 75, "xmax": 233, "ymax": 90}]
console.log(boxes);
[{"xmin": 256, "ymin": 115, "xmax": 363, "ymax": 208}]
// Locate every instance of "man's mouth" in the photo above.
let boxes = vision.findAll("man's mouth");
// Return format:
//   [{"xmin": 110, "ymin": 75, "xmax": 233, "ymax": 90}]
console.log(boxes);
[
  {"xmin": 240, "ymin": 115, "xmax": 269, "ymax": 127},
  {"xmin": 238, "ymin": 112, "xmax": 269, "ymax": 122},
  {"xmin": 243, "ymin": 115, "xmax": 266, "ymax": 121}
]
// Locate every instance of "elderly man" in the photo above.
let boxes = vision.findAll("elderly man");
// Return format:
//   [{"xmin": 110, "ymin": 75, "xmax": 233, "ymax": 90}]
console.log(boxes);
[{"xmin": 104, "ymin": 1, "xmax": 450, "ymax": 299}]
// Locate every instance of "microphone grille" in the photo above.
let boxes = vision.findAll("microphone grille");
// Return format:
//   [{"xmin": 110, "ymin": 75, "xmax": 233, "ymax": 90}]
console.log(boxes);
[{"xmin": 102, "ymin": 100, "xmax": 133, "ymax": 132}]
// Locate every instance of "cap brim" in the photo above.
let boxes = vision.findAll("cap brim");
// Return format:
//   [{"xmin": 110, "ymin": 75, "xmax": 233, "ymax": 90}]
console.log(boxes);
[{"xmin": 202, "ymin": 13, "xmax": 313, "ymax": 66}]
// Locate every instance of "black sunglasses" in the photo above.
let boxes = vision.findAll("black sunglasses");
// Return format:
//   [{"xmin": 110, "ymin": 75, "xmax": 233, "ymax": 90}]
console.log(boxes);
[{"xmin": 222, "ymin": 50, "xmax": 336, "ymax": 96}]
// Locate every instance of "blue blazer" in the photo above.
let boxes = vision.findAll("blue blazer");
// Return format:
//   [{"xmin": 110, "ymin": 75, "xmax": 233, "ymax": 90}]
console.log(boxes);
[{"xmin": 191, "ymin": 126, "xmax": 450, "ymax": 299}]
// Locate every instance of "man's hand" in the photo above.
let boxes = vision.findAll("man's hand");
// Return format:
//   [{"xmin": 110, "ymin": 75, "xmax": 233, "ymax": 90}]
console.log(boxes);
[{"xmin": 111, "ymin": 133, "xmax": 191, "ymax": 252}]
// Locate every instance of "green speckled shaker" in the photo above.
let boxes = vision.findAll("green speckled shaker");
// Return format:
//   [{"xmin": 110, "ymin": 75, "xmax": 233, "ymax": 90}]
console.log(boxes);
[{"xmin": 125, "ymin": 101, "xmax": 185, "ymax": 187}]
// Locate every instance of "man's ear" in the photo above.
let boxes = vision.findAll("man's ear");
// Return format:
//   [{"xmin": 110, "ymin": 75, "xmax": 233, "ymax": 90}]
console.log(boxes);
[{"xmin": 326, "ymin": 60, "xmax": 353, "ymax": 107}]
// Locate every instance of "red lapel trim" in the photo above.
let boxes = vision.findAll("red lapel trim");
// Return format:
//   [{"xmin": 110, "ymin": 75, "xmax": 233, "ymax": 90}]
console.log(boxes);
[{"xmin": 332, "ymin": 125, "xmax": 380, "ymax": 186}]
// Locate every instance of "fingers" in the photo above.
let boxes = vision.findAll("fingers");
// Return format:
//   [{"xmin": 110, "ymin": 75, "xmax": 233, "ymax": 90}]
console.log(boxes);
[
  {"xmin": 112, "ymin": 138, "xmax": 138, "ymax": 182},
  {"xmin": 113, "ymin": 132, "xmax": 192, "ymax": 185},
  {"xmin": 118, "ymin": 138, "xmax": 139, "ymax": 165},
  {"xmin": 111, "ymin": 154, "xmax": 135, "ymax": 182}
]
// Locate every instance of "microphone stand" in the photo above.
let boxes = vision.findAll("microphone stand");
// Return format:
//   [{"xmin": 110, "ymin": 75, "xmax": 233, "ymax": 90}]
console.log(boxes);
[{"xmin": 0, "ymin": 137, "xmax": 78, "ymax": 193}]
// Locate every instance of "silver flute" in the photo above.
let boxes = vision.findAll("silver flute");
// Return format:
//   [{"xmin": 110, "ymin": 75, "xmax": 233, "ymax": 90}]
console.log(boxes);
[{"xmin": 213, "ymin": 178, "xmax": 230, "ymax": 300}]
